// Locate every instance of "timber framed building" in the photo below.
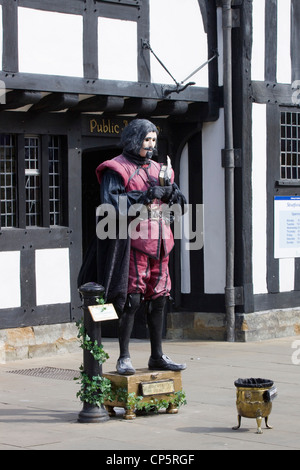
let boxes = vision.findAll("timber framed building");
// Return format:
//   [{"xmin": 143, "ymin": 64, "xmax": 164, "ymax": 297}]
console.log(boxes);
[{"xmin": 0, "ymin": 0, "xmax": 300, "ymax": 361}]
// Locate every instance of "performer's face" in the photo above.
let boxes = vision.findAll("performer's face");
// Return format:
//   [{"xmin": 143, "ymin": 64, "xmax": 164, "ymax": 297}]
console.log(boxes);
[{"xmin": 139, "ymin": 132, "xmax": 157, "ymax": 157}]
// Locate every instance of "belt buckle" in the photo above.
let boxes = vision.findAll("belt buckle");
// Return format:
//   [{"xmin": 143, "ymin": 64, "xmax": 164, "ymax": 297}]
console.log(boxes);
[{"xmin": 147, "ymin": 203, "xmax": 161, "ymax": 220}]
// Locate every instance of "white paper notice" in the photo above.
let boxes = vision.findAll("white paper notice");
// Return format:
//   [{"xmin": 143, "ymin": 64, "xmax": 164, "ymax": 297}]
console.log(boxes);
[
  {"xmin": 88, "ymin": 304, "xmax": 118, "ymax": 322},
  {"xmin": 274, "ymin": 196, "xmax": 300, "ymax": 259}
]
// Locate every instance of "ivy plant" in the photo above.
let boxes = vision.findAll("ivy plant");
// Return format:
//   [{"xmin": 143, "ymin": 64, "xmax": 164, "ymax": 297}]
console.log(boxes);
[{"xmin": 75, "ymin": 318, "xmax": 111, "ymax": 407}]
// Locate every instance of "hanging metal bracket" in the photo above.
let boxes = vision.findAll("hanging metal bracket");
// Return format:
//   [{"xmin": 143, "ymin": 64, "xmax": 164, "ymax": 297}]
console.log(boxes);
[{"xmin": 142, "ymin": 39, "xmax": 218, "ymax": 97}]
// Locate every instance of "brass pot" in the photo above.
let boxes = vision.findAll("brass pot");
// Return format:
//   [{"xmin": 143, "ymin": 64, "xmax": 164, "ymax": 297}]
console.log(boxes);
[{"xmin": 232, "ymin": 378, "xmax": 277, "ymax": 434}]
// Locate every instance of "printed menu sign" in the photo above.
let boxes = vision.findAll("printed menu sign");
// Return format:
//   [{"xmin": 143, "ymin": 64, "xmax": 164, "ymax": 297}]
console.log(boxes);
[
  {"xmin": 274, "ymin": 196, "xmax": 300, "ymax": 258},
  {"xmin": 88, "ymin": 304, "xmax": 118, "ymax": 322}
]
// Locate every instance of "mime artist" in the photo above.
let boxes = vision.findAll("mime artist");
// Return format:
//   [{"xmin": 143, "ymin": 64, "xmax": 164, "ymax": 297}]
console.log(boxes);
[{"xmin": 95, "ymin": 119, "xmax": 187, "ymax": 375}]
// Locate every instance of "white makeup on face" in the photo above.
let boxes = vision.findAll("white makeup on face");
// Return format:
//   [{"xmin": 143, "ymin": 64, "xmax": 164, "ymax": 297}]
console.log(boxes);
[{"xmin": 139, "ymin": 132, "xmax": 157, "ymax": 157}]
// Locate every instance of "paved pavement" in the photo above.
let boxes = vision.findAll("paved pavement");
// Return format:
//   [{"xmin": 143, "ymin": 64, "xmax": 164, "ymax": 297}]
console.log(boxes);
[{"xmin": 0, "ymin": 336, "xmax": 300, "ymax": 451}]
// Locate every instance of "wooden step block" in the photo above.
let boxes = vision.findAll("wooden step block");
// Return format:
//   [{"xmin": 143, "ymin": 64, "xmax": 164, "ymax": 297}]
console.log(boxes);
[{"xmin": 103, "ymin": 368, "xmax": 183, "ymax": 420}]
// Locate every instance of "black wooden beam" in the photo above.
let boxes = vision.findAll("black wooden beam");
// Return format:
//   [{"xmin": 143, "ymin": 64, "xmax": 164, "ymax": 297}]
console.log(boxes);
[
  {"xmin": 122, "ymin": 98, "xmax": 157, "ymax": 114},
  {"xmin": 0, "ymin": 72, "xmax": 209, "ymax": 103},
  {"xmin": 251, "ymin": 81, "xmax": 295, "ymax": 106},
  {"xmin": 95, "ymin": 0, "xmax": 141, "ymax": 6},
  {"xmin": 197, "ymin": 0, "xmax": 208, "ymax": 32},
  {"xmin": 265, "ymin": 0, "xmax": 277, "ymax": 82},
  {"xmin": 2, "ymin": 0, "xmax": 18, "ymax": 72},
  {"xmin": 29, "ymin": 93, "xmax": 79, "ymax": 113},
  {"xmin": 16, "ymin": 135, "xmax": 26, "ymax": 229},
  {"xmin": 291, "ymin": 0, "xmax": 300, "ymax": 82},
  {"xmin": 137, "ymin": 0, "xmax": 150, "ymax": 82},
  {"xmin": 17, "ymin": 0, "xmax": 84, "ymax": 15},
  {"xmin": 83, "ymin": 0, "xmax": 98, "ymax": 78},
  {"xmin": 0, "ymin": 90, "xmax": 42, "ymax": 111},
  {"xmin": 41, "ymin": 135, "xmax": 50, "ymax": 228},
  {"xmin": 152, "ymin": 100, "xmax": 189, "ymax": 116},
  {"xmin": 70, "ymin": 95, "xmax": 125, "ymax": 113},
  {"xmin": 266, "ymin": 104, "xmax": 280, "ymax": 294}
]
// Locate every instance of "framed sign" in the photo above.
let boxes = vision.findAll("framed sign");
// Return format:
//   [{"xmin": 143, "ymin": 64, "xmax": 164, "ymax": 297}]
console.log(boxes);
[
  {"xmin": 274, "ymin": 196, "xmax": 300, "ymax": 258},
  {"xmin": 140, "ymin": 379, "xmax": 175, "ymax": 397},
  {"xmin": 88, "ymin": 303, "xmax": 118, "ymax": 322}
]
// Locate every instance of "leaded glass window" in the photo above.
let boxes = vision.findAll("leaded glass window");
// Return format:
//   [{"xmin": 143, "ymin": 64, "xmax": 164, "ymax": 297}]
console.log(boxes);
[
  {"xmin": 280, "ymin": 111, "xmax": 300, "ymax": 181},
  {"xmin": 25, "ymin": 136, "xmax": 41, "ymax": 227},
  {"xmin": 0, "ymin": 135, "xmax": 17, "ymax": 228},
  {"xmin": 0, "ymin": 133, "xmax": 65, "ymax": 229},
  {"xmin": 49, "ymin": 136, "xmax": 62, "ymax": 226}
]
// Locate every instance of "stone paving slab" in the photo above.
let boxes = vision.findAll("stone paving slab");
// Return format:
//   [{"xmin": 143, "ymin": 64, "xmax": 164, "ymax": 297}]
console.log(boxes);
[{"xmin": 0, "ymin": 337, "xmax": 300, "ymax": 451}]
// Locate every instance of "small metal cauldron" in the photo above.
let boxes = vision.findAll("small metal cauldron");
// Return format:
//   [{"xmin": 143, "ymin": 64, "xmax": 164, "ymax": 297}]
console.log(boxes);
[{"xmin": 232, "ymin": 378, "xmax": 277, "ymax": 434}]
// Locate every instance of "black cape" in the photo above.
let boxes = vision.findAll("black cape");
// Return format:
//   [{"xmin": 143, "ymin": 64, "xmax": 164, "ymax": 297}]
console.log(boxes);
[
  {"xmin": 77, "ymin": 168, "xmax": 138, "ymax": 314},
  {"xmin": 77, "ymin": 231, "xmax": 130, "ymax": 314}
]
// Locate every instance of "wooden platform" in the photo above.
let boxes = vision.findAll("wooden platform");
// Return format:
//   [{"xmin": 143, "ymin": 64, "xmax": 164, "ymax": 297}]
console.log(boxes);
[{"xmin": 103, "ymin": 368, "xmax": 183, "ymax": 420}]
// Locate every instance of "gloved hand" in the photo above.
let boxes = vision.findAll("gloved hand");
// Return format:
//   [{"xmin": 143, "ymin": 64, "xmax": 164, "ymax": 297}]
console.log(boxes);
[{"xmin": 146, "ymin": 185, "xmax": 173, "ymax": 203}]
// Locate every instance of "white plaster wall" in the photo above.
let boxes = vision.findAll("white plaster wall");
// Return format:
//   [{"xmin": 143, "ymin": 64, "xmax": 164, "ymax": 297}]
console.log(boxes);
[
  {"xmin": 98, "ymin": 17, "xmax": 137, "ymax": 82},
  {"xmin": 35, "ymin": 248, "xmax": 71, "ymax": 306},
  {"xmin": 202, "ymin": 109, "xmax": 226, "ymax": 294},
  {"xmin": 216, "ymin": 7, "xmax": 224, "ymax": 87},
  {"xmin": 0, "ymin": 6, "xmax": 4, "ymax": 105},
  {"xmin": 0, "ymin": 251, "xmax": 21, "ymax": 309},
  {"xmin": 0, "ymin": 6, "xmax": 2, "ymax": 72},
  {"xmin": 180, "ymin": 144, "xmax": 191, "ymax": 294},
  {"xmin": 149, "ymin": 0, "xmax": 208, "ymax": 87},
  {"xmin": 277, "ymin": 0, "xmax": 291, "ymax": 84},
  {"xmin": 279, "ymin": 258, "xmax": 295, "ymax": 292},
  {"xmin": 251, "ymin": 0, "xmax": 266, "ymax": 82},
  {"xmin": 18, "ymin": 8, "xmax": 83, "ymax": 77},
  {"xmin": 252, "ymin": 103, "xmax": 268, "ymax": 294}
]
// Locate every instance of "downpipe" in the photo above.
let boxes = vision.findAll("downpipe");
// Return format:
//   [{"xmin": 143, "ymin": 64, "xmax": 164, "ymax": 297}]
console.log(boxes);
[{"xmin": 222, "ymin": 0, "xmax": 236, "ymax": 342}]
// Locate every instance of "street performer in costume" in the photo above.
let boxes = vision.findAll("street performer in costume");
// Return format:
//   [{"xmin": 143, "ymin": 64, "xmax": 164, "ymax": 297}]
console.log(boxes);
[{"xmin": 92, "ymin": 119, "xmax": 187, "ymax": 375}]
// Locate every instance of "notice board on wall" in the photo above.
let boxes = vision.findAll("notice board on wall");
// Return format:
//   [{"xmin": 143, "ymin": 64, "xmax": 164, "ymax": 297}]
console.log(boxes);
[{"xmin": 274, "ymin": 196, "xmax": 300, "ymax": 259}]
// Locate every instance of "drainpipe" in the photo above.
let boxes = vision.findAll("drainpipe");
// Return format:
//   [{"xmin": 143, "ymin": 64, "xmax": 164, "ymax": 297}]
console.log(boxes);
[{"xmin": 222, "ymin": 0, "xmax": 235, "ymax": 341}]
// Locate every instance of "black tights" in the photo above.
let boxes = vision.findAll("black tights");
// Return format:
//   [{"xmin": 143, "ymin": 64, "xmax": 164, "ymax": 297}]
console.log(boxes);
[
  {"xmin": 146, "ymin": 296, "xmax": 166, "ymax": 360},
  {"xmin": 118, "ymin": 294, "xmax": 166, "ymax": 360},
  {"xmin": 118, "ymin": 293, "xmax": 141, "ymax": 359}
]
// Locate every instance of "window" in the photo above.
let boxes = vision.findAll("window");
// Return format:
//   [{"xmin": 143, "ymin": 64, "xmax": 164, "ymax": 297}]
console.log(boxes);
[
  {"xmin": 280, "ymin": 111, "xmax": 300, "ymax": 181},
  {"xmin": 0, "ymin": 135, "xmax": 17, "ymax": 228},
  {"xmin": 0, "ymin": 133, "xmax": 65, "ymax": 229},
  {"xmin": 25, "ymin": 136, "xmax": 41, "ymax": 227},
  {"xmin": 48, "ymin": 136, "xmax": 62, "ymax": 226}
]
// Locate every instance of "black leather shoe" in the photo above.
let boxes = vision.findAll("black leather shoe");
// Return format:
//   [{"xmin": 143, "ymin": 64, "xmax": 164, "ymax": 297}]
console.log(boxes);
[
  {"xmin": 148, "ymin": 354, "xmax": 186, "ymax": 371},
  {"xmin": 116, "ymin": 357, "xmax": 136, "ymax": 375}
]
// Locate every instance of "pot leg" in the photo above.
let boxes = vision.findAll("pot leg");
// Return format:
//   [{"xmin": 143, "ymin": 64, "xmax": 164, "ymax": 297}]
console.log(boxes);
[
  {"xmin": 256, "ymin": 416, "xmax": 263, "ymax": 434},
  {"xmin": 166, "ymin": 403, "xmax": 178, "ymax": 414},
  {"xmin": 105, "ymin": 405, "xmax": 116, "ymax": 417},
  {"xmin": 124, "ymin": 407, "xmax": 136, "ymax": 420},
  {"xmin": 265, "ymin": 416, "xmax": 273, "ymax": 429},
  {"xmin": 232, "ymin": 415, "xmax": 241, "ymax": 430}
]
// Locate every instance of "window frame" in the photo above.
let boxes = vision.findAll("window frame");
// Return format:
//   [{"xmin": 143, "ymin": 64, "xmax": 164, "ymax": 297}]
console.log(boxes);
[
  {"xmin": 0, "ymin": 132, "xmax": 67, "ymax": 230},
  {"xmin": 24, "ymin": 134, "xmax": 41, "ymax": 227},
  {"xmin": 0, "ymin": 134, "xmax": 17, "ymax": 229},
  {"xmin": 279, "ymin": 110, "xmax": 300, "ymax": 185},
  {"xmin": 276, "ymin": 107, "xmax": 300, "ymax": 187}
]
